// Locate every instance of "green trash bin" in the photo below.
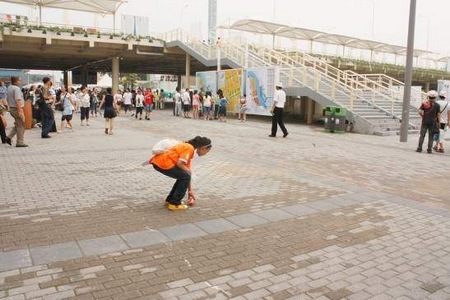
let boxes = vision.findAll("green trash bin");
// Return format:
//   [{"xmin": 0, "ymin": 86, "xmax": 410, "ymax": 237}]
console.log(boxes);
[{"xmin": 324, "ymin": 106, "xmax": 346, "ymax": 133}]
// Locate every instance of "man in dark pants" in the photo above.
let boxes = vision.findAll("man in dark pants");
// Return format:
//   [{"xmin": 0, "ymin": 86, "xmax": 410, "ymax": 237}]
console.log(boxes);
[
  {"xmin": 269, "ymin": 82, "xmax": 289, "ymax": 138},
  {"xmin": 417, "ymin": 90, "xmax": 441, "ymax": 154}
]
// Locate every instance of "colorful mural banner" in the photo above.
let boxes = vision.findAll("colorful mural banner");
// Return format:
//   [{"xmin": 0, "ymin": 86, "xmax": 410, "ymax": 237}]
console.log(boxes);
[
  {"xmin": 244, "ymin": 67, "xmax": 279, "ymax": 116},
  {"xmin": 196, "ymin": 71, "xmax": 217, "ymax": 94},
  {"xmin": 195, "ymin": 67, "xmax": 279, "ymax": 115},
  {"xmin": 217, "ymin": 69, "xmax": 243, "ymax": 113}
]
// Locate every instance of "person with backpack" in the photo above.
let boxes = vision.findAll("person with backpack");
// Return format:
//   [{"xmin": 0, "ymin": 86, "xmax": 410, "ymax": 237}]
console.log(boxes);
[
  {"xmin": 149, "ymin": 136, "xmax": 212, "ymax": 211},
  {"xmin": 416, "ymin": 90, "xmax": 441, "ymax": 154}
]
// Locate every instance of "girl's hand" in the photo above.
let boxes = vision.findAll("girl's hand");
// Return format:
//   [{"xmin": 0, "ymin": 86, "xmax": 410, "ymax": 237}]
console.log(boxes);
[{"xmin": 188, "ymin": 192, "xmax": 195, "ymax": 206}]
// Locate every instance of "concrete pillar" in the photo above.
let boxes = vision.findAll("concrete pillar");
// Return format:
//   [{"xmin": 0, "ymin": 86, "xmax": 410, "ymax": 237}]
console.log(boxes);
[
  {"xmin": 185, "ymin": 53, "xmax": 191, "ymax": 89},
  {"xmin": 112, "ymin": 57, "xmax": 120, "ymax": 94},
  {"xmin": 306, "ymin": 98, "xmax": 314, "ymax": 125},
  {"xmin": 63, "ymin": 71, "xmax": 69, "ymax": 89},
  {"xmin": 425, "ymin": 82, "xmax": 430, "ymax": 92},
  {"xmin": 177, "ymin": 75, "xmax": 182, "ymax": 89},
  {"xmin": 81, "ymin": 65, "xmax": 88, "ymax": 87}
]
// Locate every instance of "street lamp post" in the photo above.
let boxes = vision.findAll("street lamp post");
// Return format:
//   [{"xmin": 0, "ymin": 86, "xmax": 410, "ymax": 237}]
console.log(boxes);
[
  {"xmin": 179, "ymin": 3, "xmax": 189, "ymax": 32},
  {"xmin": 362, "ymin": 0, "xmax": 375, "ymax": 39},
  {"xmin": 400, "ymin": 0, "xmax": 417, "ymax": 142},
  {"xmin": 418, "ymin": 15, "xmax": 430, "ymax": 52}
]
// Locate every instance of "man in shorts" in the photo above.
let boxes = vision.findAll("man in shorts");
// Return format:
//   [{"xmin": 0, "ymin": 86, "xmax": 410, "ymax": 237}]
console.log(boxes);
[{"xmin": 434, "ymin": 90, "xmax": 450, "ymax": 153}]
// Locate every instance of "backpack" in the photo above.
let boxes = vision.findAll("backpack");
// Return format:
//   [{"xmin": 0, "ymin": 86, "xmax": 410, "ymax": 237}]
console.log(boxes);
[{"xmin": 152, "ymin": 139, "xmax": 180, "ymax": 155}]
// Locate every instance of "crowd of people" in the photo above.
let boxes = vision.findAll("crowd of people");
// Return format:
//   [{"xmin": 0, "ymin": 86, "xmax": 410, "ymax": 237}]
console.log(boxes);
[
  {"xmin": 172, "ymin": 87, "xmax": 234, "ymax": 122},
  {"xmin": 0, "ymin": 76, "xmax": 255, "ymax": 148}
]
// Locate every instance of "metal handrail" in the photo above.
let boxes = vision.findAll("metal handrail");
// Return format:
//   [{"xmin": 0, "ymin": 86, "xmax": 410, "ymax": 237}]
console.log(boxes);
[{"xmin": 357, "ymin": 73, "xmax": 427, "ymax": 106}]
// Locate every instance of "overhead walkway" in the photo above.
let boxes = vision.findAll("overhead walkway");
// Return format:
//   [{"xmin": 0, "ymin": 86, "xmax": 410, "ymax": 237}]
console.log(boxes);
[{"xmin": 162, "ymin": 31, "xmax": 423, "ymax": 135}]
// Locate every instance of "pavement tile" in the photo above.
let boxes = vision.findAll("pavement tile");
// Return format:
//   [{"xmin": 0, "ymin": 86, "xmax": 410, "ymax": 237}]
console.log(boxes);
[
  {"xmin": 279, "ymin": 204, "xmax": 319, "ymax": 217},
  {"xmin": 30, "ymin": 242, "xmax": 82, "ymax": 265},
  {"xmin": 160, "ymin": 224, "xmax": 208, "ymax": 241},
  {"xmin": 78, "ymin": 235, "xmax": 129, "ymax": 256},
  {"xmin": 0, "ymin": 249, "xmax": 32, "ymax": 272},
  {"xmin": 253, "ymin": 208, "xmax": 295, "ymax": 222},
  {"xmin": 121, "ymin": 230, "xmax": 170, "ymax": 247},
  {"xmin": 226, "ymin": 213, "xmax": 269, "ymax": 228},
  {"xmin": 195, "ymin": 218, "xmax": 240, "ymax": 234}
]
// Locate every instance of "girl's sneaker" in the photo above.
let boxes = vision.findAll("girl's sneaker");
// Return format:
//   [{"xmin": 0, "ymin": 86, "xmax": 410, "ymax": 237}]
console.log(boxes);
[{"xmin": 167, "ymin": 204, "xmax": 188, "ymax": 211}]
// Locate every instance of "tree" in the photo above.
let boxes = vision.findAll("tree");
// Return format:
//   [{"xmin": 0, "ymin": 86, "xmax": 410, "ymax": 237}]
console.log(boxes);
[{"xmin": 121, "ymin": 73, "xmax": 140, "ymax": 90}]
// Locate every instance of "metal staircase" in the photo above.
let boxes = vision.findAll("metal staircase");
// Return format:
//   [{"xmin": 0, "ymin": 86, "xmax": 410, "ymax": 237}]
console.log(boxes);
[{"xmin": 159, "ymin": 30, "xmax": 423, "ymax": 135}]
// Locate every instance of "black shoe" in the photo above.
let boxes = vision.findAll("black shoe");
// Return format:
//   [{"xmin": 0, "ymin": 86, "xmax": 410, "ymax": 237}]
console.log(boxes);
[
  {"xmin": 283, "ymin": 132, "xmax": 289, "ymax": 138},
  {"xmin": 5, "ymin": 137, "xmax": 12, "ymax": 146},
  {"xmin": 42, "ymin": 135, "xmax": 51, "ymax": 139},
  {"xmin": 415, "ymin": 148, "xmax": 422, "ymax": 153},
  {"xmin": 268, "ymin": 135, "xmax": 276, "ymax": 138},
  {"xmin": 16, "ymin": 144, "xmax": 28, "ymax": 147},
  {"xmin": 427, "ymin": 149, "xmax": 432, "ymax": 154}
]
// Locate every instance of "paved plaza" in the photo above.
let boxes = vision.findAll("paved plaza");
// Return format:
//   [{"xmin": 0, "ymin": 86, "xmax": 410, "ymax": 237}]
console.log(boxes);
[{"xmin": 1, "ymin": 110, "xmax": 450, "ymax": 300}]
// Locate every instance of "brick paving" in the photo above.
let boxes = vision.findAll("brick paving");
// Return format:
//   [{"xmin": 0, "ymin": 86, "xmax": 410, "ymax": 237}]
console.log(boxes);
[{"xmin": 0, "ymin": 110, "xmax": 449, "ymax": 300}]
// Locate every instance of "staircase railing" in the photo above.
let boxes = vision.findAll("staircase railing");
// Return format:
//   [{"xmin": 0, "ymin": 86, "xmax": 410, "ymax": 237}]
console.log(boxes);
[
  {"xmin": 354, "ymin": 73, "xmax": 426, "ymax": 108},
  {"xmin": 158, "ymin": 30, "xmax": 414, "ymax": 128},
  {"xmin": 252, "ymin": 45, "xmax": 420, "ymax": 126}
]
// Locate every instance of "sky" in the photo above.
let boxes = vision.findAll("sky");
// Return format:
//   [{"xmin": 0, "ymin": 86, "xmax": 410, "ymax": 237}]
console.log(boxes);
[{"xmin": 1, "ymin": 0, "xmax": 449, "ymax": 56}]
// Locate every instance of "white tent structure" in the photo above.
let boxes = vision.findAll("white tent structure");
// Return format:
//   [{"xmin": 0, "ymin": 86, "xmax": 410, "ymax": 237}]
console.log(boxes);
[
  {"xmin": 0, "ymin": 0, "xmax": 126, "ymax": 29},
  {"xmin": 96, "ymin": 73, "xmax": 112, "ymax": 87},
  {"xmin": 223, "ymin": 19, "xmax": 431, "ymax": 61}
]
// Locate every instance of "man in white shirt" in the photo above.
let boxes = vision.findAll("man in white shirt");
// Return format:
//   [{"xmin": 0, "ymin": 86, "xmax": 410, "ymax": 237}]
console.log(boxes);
[
  {"xmin": 173, "ymin": 87, "xmax": 183, "ymax": 117},
  {"xmin": 183, "ymin": 88, "xmax": 191, "ymax": 118},
  {"xmin": 268, "ymin": 82, "xmax": 289, "ymax": 138},
  {"xmin": 6, "ymin": 76, "xmax": 27, "ymax": 147},
  {"xmin": 434, "ymin": 90, "xmax": 450, "ymax": 153}
]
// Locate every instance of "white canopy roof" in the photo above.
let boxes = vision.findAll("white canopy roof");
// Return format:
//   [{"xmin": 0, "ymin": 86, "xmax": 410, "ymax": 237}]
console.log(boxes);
[
  {"xmin": 96, "ymin": 73, "xmax": 112, "ymax": 87},
  {"xmin": 1, "ymin": 0, "xmax": 126, "ymax": 15},
  {"xmin": 225, "ymin": 19, "xmax": 430, "ymax": 57}
]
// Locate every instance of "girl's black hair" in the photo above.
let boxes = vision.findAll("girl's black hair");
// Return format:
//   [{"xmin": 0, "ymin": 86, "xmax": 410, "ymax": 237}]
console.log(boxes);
[{"xmin": 187, "ymin": 136, "xmax": 212, "ymax": 149}]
